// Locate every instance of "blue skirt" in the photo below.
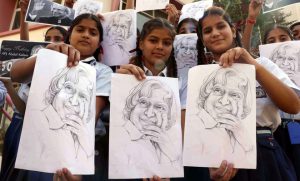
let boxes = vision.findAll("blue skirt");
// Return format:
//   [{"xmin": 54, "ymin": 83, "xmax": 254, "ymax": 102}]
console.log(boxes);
[{"xmin": 232, "ymin": 130, "xmax": 297, "ymax": 181}]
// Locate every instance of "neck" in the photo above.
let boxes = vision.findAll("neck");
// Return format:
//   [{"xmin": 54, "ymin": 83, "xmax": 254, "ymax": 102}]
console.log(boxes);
[
  {"xmin": 80, "ymin": 55, "xmax": 89, "ymax": 61},
  {"xmin": 143, "ymin": 59, "xmax": 165, "ymax": 76}
]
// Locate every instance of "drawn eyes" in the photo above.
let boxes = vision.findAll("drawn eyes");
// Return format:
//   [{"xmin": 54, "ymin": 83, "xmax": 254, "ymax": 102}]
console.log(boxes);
[
  {"xmin": 64, "ymin": 84, "xmax": 75, "ymax": 94},
  {"xmin": 154, "ymin": 105, "xmax": 167, "ymax": 112},
  {"xmin": 229, "ymin": 92, "xmax": 242, "ymax": 100},
  {"xmin": 138, "ymin": 99, "xmax": 149, "ymax": 107},
  {"xmin": 212, "ymin": 87, "xmax": 223, "ymax": 96}
]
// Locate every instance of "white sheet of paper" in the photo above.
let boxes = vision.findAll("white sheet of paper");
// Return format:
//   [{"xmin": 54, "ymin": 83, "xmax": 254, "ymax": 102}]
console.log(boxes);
[
  {"xmin": 174, "ymin": 34, "xmax": 198, "ymax": 81},
  {"xmin": 136, "ymin": 0, "xmax": 169, "ymax": 12},
  {"xmin": 259, "ymin": 41, "xmax": 300, "ymax": 119},
  {"xmin": 183, "ymin": 64, "xmax": 257, "ymax": 169},
  {"xmin": 179, "ymin": 0, "xmax": 213, "ymax": 23},
  {"xmin": 73, "ymin": 0, "xmax": 103, "ymax": 17},
  {"xmin": 15, "ymin": 49, "xmax": 96, "ymax": 174},
  {"xmin": 101, "ymin": 9, "xmax": 137, "ymax": 66},
  {"xmin": 109, "ymin": 74, "xmax": 183, "ymax": 179}
]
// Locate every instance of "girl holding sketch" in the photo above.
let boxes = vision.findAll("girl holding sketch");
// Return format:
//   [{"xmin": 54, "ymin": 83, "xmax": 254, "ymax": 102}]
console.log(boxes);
[
  {"xmin": 10, "ymin": 13, "xmax": 112, "ymax": 181},
  {"xmin": 262, "ymin": 24, "xmax": 300, "ymax": 179},
  {"xmin": 196, "ymin": 6, "xmax": 300, "ymax": 180}
]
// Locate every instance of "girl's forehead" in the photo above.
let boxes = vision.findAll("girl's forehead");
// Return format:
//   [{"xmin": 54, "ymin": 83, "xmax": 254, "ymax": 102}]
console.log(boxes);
[
  {"xmin": 76, "ymin": 19, "xmax": 98, "ymax": 28},
  {"xmin": 147, "ymin": 28, "xmax": 174, "ymax": 39}
]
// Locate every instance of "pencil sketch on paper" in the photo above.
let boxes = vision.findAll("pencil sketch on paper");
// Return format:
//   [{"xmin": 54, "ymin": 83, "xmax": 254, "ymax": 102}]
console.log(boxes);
[
  {"xmin": 102, "ymin": 10, "xmax": 136, "ymax": 66},
  {"xmin": 42, "ymin": 66, "xmax": 94, "ymax": 158},
  {"xmin": 179, "ymin": 0, "xmax": 213, "ymax": 23},
  {"xmin": 197, "ymin": 67, "xmax": 254, "ymax": 153},
  {"xmin": 15, "ymin": 49, "xmax": 96, "ymax": 174},
  {"xmin": 123, "ymin": 79, "xmax": 179, "ymax": 163},
  {"xmin": 109, "ymin": 75, "xmax": 183, "ymax": 179},
  {"xmin": 136, "ymin": 0, "xmax": 169, "ymax": 12},
  {"xmin": 269, "ymin": 42, "xmax": 300, "ymax": 87},
  {"xmin": 73, "ymin": 0, "xmax": 103, "ymax": 17},
  {"xmin": 174, "ymin": 34, "xmax": 198, "ymax": 77}
]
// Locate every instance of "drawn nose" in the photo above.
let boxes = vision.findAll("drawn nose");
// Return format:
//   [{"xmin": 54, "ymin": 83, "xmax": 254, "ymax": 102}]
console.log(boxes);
[
  {"xmin": 70, "ymin": 94, "xmax": 79, "ymax": 106},
  {"xmin": 145, "ymin": 106, "xmax": 155, "ymax": 117},
  {"xmin": 219, "ymin": 94, "xmax": 229, "ymax": 105}
]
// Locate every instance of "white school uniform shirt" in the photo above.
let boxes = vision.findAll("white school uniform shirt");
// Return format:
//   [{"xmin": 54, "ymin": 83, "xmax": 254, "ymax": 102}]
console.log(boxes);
[
  {"xmin": 256, "ymin": 57, "xmax": 300, "ymax": 131},
  {"xmin": 81, "ymin": 57, "xmax": 113, "ymax": 97}
]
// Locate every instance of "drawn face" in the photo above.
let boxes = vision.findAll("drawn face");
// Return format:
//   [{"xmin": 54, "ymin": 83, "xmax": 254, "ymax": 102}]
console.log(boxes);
[
  {"xmin": 78, "ymin": 4, "xmax": 98, "ymax": 15},
  {"xmin": 45, "ymin": 28, "xmax": 64, "ymax": 43},
  {"xmin": 33, "ymin": 0, "xmax": 45, "ymax": 11},
  {"xmin": 53, "ymin": 76, "xmax": 91, "ymax": 122},
  {"xmin": 52, "ymin": 5, "xmax": 66, "ymax": 18},
  {"xmin": 292, "ymin": 24, "xmax": 300, "ymax": 40},
  {"xmin": 178, "ymin": 21, "xmax": 197, "ymax": 34},
  {"xmin": 130, "ymin": 88, "xmax": 169, "ymax": 131},
  {"xmin": 108, "ymin": 15, "xmax": 130, "ymax": 43},
  {"xmin": 204, "ymin": 77, "xmax": 245, "ymax": 121},
  {"xmin": 139, "ymin": 28, "xmax": 173, "ymax": 70},
  {"xmin": 176, "ymin": 38, "xmax": 197, "ymax": 69},
  {"xmin": 201, "ymin": 15, "xmax": 236, "ymax": 56},
  {"xmin": 274, "ymin": 47, "xmax": 299, "ymax": 76},
  {"xmin": 69, "ymin": 18, "xmax": 100, "ymax": 60},
  {"xmin": 266, "ymin": 28, "xmax": 292, "ymax": 44}
]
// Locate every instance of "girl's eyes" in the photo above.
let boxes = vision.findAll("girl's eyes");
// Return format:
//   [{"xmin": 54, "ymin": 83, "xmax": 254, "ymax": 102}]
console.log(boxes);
[{"xmin": 163, "ymin": 41, "xmax": 172, "ymax": 46}]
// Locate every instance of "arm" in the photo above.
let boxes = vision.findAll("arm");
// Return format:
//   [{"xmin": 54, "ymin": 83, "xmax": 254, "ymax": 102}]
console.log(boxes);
[
  {"xmin": 125, "ymin": 0, "xmax": 134, "ymax": 9},
  {"xmin": 19, "ymin": 0, "xmax": 29, "ymax": 41},
  {"xmin": 64, "ymin": 0, "xmax": 76, "ymax": 9},
  {"xmin": 54, "ymin": 168, "xmax": 82, "ymax": 181},
  {"xmin": 255, "ymin": 62, "xmax": 300, "ymax": 114},
  {"xmin": 209, "ymin": 161, "xmax": 238, "ymax": 181},
  {"xmin": 242, "ymin": 0, "xmax": 262, "ymax": 51},
  {"xmin": 11, "ymin": 43, "xmax": 80, "ymax": 83},
  {"xmin": 165, "ymin": 4, "xmax": 180, "ymax": 26},
  {"xmin": 0, "ymin": 78, "xmax": 26, "ymax": 114},
  {"xmin": 96, "ymin": 96, "xmax": 107, "ymax": 121},
  {"xmin": 111, "ymin": 0, "xmax": 120, "ymax": 11}
]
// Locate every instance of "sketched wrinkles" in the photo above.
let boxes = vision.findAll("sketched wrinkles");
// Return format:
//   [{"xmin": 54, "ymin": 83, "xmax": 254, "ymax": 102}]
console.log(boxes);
[
  {"xmin": 43, "ymin": 66, "xmax": 94, "ymax": 158},
  {"xmin": 198, "ymin": 67, "xmax": 253, "ymax": 153},
  {"xmin": 123, "ymin": 79, "xmax": 179, "ymax": 163}
]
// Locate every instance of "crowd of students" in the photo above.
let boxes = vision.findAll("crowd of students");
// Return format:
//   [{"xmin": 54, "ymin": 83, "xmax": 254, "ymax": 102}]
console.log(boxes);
[{"xmin": 0, "ymin": 0, "xmax": 300, "ymax": 181}]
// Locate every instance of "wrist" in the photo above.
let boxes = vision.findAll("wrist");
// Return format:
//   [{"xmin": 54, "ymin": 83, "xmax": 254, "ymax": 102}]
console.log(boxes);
[{"xmin": 246, "ymin": 18, "xmax": 256, "ymax": 25}]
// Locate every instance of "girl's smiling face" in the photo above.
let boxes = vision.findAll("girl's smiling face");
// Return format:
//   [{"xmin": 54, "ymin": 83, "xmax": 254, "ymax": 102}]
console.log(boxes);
[
  {"xmin": 69, "ymin": 18, "xmax": 100, "ymax": 60},
  {"xmin": 139, "ymin": 28, "xmax": 173, "ymax": 70},
  {"xmin": 201, "ymin": 15, "xmax": 236, "ymax": 56}
]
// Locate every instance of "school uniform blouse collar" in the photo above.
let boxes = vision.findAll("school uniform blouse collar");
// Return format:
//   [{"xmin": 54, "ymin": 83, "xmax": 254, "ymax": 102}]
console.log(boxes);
[
  {"xmin": 81, "ymin": 56, "xmax": 97, "ymax": 66},
  {"xmin": 143, "ymin": 65, "xmax": 167, "ymax": 77}
]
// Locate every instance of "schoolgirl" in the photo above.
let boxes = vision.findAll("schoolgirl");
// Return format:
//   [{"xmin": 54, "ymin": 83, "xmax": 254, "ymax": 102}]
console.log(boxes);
[
  {"xmin": 196, "ymin": 6, "xmax": 300, "ymax": 181},
  {"xmin": 9, "ymin": 13, "xmax": 112, "ymax": 181}
]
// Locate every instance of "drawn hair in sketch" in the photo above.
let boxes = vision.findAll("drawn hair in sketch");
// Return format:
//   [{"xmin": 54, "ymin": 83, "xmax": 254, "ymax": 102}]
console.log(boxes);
[
  {"xmin": 174, "ymin": 35, "xmax": 198, "ymax": 69},
  {"xmin": 123, "ymin": 79, "xmax": 176, "ymax": 130},
  {"xmin": 75, "ymin": 0, "xmax": 102, "ymax": 16},
  {"xmin": 269, "ymin": 43, "xmax": 300, "ymax": 76},
  {"xmin": 198, "ymin": 67, "xmax": 252, "ymax": 120},
  {"xmin": 105, "ymin": 11, "xmax": 133, "ymax": 41},
  {"xmin": 44, "ymin": 66, "xmax": 94, "ymax": 123},
  {"xmin": 51, "ymin": 3, "xmax": 72, "ymax": 18}
]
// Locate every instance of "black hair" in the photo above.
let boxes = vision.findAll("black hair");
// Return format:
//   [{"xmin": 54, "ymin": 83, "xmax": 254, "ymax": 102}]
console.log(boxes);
[
  {"xmin": 290, "ymin": 21, "xmax": 300, "ymax": 31},
  {"xmin": 263, "ymin": 24, "xmax": 294, "ymax": 44},
  {"xmin": 196, "ymin": 6, "xmax": 242, "ymax": 65},
  {"xmin": 64, "ymin": 13, "xmax": 103, "ymax": 61},
  {"xmin": 130, "ymin": 18, "xmax": 177, "ymax": 78},
  {"xmin": 45, "ymin": 26, "xmax": 67, "ymax": 41},
  {"xmin": 176, "ymin": 18, "xmax": 198, "ymax": 34}
]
